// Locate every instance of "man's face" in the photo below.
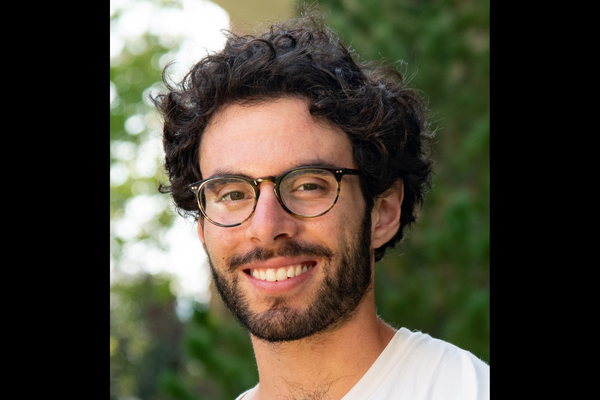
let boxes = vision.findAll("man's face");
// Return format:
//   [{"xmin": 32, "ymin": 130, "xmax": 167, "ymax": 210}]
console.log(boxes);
[{"xmin": 198, "ymin": 97, "xmax": 374, "ymax": 342}]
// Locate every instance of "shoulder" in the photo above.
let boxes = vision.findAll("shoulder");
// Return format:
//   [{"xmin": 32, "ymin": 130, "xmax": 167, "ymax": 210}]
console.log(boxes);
[
  {"xmin": 390, "ymin": 328, "xmax": 489, "ymax": 399},
  {"xmin": 343, "ymin": 328, "xmax": 489, "ymax": 400},
  {"xmin": 397, "ymin": 328, "xmax": 487, "ymax": 366}
]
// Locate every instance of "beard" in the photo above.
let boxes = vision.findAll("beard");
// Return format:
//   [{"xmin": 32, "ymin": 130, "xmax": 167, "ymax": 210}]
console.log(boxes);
[{"xmin": 205, "ymin": 210, "xmax": 373, "ymax": 343}]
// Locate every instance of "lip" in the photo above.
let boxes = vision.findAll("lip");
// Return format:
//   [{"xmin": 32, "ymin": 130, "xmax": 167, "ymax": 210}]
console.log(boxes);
[{"xmin": 241, "ymin": 257, "xmax": 318, "ymax": 294}]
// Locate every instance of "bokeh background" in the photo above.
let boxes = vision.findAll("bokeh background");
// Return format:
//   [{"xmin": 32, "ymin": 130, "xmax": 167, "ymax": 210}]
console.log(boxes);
[{"xmin": 110, "ymin": 0, "xmax": 490, "ymax": 398}]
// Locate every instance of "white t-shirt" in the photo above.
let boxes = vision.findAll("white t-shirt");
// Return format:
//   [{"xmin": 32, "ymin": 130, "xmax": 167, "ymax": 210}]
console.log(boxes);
[{"xmin": 236, "ymin": 327, "xmax": 489, "ymax": 399}]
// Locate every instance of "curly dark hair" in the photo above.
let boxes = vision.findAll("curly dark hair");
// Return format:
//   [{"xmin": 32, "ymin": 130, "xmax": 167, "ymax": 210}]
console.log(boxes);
[{"xmin": 152, "ymin": 11, "xmax": 433, "ymax": 262}]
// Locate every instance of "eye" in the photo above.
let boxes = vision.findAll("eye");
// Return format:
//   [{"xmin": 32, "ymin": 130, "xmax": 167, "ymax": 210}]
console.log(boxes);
[
  {"xmin": 221, "ymin": 191, "xmax": 246, "ymax": 201},
  {"xmin": 203, "ymin": 178, "xmax": 254, "ymax": 203},
  {"xmin": 287, "ymin": 178, "xmax": 331, "ymax": 199},
  {"xmin": 297, "ymin": 182, "xmax": 320, "ymax": 191}
]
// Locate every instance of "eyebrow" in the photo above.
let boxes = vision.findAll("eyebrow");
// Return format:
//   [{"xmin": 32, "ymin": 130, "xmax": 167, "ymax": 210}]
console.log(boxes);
[{"xmin": 205, "ymin": 159, "xmax": 342, "ymax": 180}]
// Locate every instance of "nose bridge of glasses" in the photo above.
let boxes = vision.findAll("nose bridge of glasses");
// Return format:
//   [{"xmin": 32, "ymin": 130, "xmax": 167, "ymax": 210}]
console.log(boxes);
[
  {"xmin": 253, "ymin": 176, "xmax": 282, "ymax": 203},
  {"xmin": 254, "ymin": 176, "xmax": 276, "ymax": 186}
]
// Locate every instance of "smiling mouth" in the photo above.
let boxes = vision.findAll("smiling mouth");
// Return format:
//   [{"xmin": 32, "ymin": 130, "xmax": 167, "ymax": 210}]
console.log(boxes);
[{"xmin": 244, "ymin": 262, "xmax": 316, "ymax": 282}]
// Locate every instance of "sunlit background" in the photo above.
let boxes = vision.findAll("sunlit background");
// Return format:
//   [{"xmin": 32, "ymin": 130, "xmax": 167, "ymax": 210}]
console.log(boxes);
[
  {"xmin": 110, "ymin": 1, "xmax": 489, "ymax": 398},
  {"xmin": 110, "ymin": 0, "xmax": 230, "ymax": 317},
  {"xmin": 110, "ymin": 0, "xmax": 294, "ymax": 316}
]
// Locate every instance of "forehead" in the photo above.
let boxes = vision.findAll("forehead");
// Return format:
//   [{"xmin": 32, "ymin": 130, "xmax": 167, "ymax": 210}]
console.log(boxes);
[{"xmin": 199, "ymin": 98, "xmax": 354, "ymax": 178}]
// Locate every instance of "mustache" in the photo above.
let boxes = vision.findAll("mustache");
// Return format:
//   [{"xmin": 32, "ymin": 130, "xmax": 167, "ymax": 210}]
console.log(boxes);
[{"xmin": 227, "ymin": 240, "xmax": 334, "ymax": 272}]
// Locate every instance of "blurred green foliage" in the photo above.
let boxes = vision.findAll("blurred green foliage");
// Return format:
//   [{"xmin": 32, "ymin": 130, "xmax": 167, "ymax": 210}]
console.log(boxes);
[
  {"xmin": 110, "ymin": 0, "xmax": 489, "ymax": 399},
  {"xmin": 326, "ymin": 0, "xmax": 491, "ymax": 363},
  {"xmin": 110, "ymin": 31, "xmax": 177, "ymax": 263},
  {"xmin": 110, "ymin": 274, "xmax": 184, "ymax": 398}
]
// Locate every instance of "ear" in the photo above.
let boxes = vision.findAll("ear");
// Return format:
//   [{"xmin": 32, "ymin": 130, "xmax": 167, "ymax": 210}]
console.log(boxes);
[
  {"xmin": 370, "ymin": 180, "xmax": 404, "ymax": 249},
  {"xmin": 197, "ymin": 218, "xmax": 206, "ymax": 247}
]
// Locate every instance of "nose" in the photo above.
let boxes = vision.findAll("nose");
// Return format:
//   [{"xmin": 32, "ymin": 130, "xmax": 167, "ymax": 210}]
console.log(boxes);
[{"xmin": 244, "ymin": 181, "xmax": 298, "ymax": 245}]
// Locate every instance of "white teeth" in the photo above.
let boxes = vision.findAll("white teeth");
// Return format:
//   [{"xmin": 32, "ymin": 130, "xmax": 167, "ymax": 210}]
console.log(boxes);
[
  {"xmin": 251, "ymin": 264, "xmax": 314, "ymax": 281},
  {"xmin": 266, "ymin": 269, "xmax": 277, "ymax": 282},
  {"xmin": 276, "ymin": 267, "xmax": 288, "ymax": 281}
]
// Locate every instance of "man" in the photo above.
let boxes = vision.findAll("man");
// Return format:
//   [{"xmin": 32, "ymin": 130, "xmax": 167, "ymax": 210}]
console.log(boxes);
[{"xmin": 153, "ymin": 11, "xmax": 489, "ymax": 400}]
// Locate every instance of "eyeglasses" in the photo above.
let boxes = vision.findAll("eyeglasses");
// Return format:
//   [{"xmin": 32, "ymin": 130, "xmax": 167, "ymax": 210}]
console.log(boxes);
[{"xmin": 188, "ymin": 166, "xmax": 361, "ymax": 227}]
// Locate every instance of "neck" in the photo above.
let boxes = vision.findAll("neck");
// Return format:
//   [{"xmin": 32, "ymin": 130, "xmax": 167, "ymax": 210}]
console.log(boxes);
[{"xmin": 248, "ymin": 291, "xmax": 396, "ymax": 400}]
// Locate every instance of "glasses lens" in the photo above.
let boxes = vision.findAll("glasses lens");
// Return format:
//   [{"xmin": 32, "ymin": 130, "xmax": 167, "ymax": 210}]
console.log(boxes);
[
  {"xmin": 280, "ymin": 168, "xmax": 338, "ymax": 217},
  {"xmin": 200, "ymin": 178, "xmax": 256, "ymax": 225}
]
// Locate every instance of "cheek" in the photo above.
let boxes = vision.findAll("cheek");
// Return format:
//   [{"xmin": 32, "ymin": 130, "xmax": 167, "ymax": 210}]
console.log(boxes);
[
  {"xmin": 203, "ymin": 226, "xmax": 245, "ymax": 262},
  {"xmin": 203, "ymin": 228, "xmax": 225, "ymax": 258},
  {"xmin": 312, "ymin": 208, "xmax": 360, "ymax": 247},
  {"xmin": 333, "ymin": 185, "xmax": 367, "ymax": 225}
]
